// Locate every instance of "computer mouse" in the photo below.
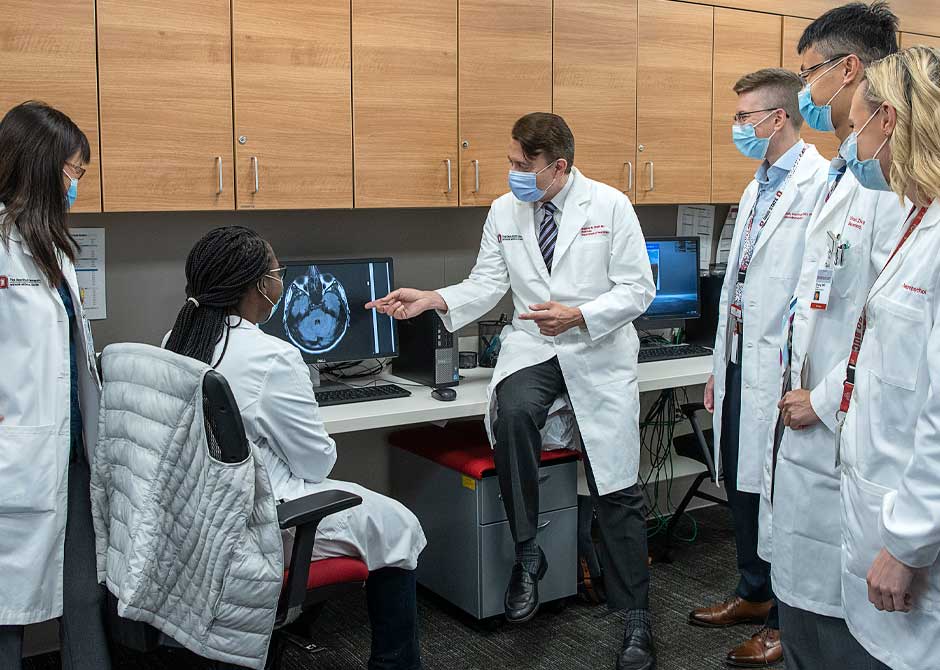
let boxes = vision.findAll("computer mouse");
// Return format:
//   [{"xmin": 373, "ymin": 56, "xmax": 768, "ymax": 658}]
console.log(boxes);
[{"xmin": 431, "ymin": 387, "xmax": 457, "ymax": 402}]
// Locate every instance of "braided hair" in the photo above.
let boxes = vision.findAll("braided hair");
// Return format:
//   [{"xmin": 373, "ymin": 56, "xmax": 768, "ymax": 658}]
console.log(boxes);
[{"xmin": 164, "ymin": 226, "xmax": 272, "ymax": 366}]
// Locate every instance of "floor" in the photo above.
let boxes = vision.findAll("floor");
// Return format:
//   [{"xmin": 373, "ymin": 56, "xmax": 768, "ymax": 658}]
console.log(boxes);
[{"xmin": 24, "ymin": 506, "xmax": 778, "ymax": 670}]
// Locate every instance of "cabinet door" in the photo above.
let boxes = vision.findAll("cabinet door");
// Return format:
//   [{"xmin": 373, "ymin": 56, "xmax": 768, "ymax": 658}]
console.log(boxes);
[
  {"xmin": 353, "ymin": 0, "xmax": 457, "ymax": 208},
  {"xmin": 899, "ymin": 32, "xmax": 940, "ymax": 49},
  {"xmin": 233, "ymin": 1, "xmax": 352, "ymax": 210},
  {"xmin": 635, "ymin": 0, "xmax": 713, "ymax": 204},
  {"xmin": 782, "ymin": 17, "xmax": 841, "ymax": 161},
  {"xmin": 711, "ymin": 9, "xmax": 782, "ymax": 203},
  {"xmin": 459, "ymin": 0, "xmax": 552, "ymax": 206},
  {"xmin": 553, "ymin": 0, "xmax": 637, "ymax": 197},
  {"xmin": 0, "ymin": 1, "xmax": 101, "ymax": 212},
  {"xmin": 97, "ymin": 0, "xmax": 234, "ymax": 212}
]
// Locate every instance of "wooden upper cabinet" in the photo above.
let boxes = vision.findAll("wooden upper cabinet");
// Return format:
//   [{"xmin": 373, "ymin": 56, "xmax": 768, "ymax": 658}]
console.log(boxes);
[
  {"xmin": 459, "ymin": 0, "xmax": 552, "ymax": 206},
  {"xmin": 233, "ymin": 1, "xmax": 352, "ymax": 210},
  {"xmin": 894, "ymin": 1, "xmax": 940, "ymax": 38},
  {"xmin": 711, "ymin": 9, "xmax": 782, "ymax": 203},
  {"xmin": 97, "ymin": 0, "xmax": 234, "ymax": 212},
  {"xmin": 553, "ymin": 0, "xmax": 637, "ymax": 197},
  {"xmin": 782, "ymin": 17, "xmax": 841, "ymax": 161},
  {"xmin": 900, "ymin": 32, "xmax": 940, "ymax": 49},
  {"xmin": 0, "ymin": 1, "xmax": 101, "ymax": 212},
  {"xmin": 635, "ymin": 0, "xmax": 713, "ymax": 205},
  {"xmin": 353, "ymin": 0, "xmax": 457, "ymax": 208}
]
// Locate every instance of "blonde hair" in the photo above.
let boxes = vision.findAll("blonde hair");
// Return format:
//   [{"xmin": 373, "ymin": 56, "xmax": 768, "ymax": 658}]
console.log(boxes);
[
  {"xmin": 733, "ymin": 68, "xmax": 804, "ymax": 129},
  {"xmin": 863, "ymin": 46, "xmax": 940, "ymax": 203}
]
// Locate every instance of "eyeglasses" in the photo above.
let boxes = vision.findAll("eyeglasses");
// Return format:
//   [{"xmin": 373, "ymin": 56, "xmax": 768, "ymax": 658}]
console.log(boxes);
[
  {"xmin": 798, "ymin": 54, "xmax": 850, "ymax": 86},
  {"xmin": 732, "ymin": 108, "xmax": 786, "ymax": 125},
  {"xmin": 266, "ymin": 266, "xmax": 287, "ymax": 281},
  {"xmin": 63, "ymin": 161, "xmax": 87, "ymax": 180}
]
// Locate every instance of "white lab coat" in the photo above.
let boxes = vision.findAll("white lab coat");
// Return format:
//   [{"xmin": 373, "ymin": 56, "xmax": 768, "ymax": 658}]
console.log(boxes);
[
  {"xmin": 0, "ymin": 212, "xmax": 101, "ymax": 626},
  {"xmin": 711, "ymin": 144, "xmax": 829, "ymax": 494},
  {"xmin": 839, "ymin": 199, "xmax": 940, "ymax": 670},
  {"xmin": 164, "ymin": 319, "xmax": 426, "ymax": 572},
  {"xmin": 437, "ymin": 167, "xmax": 656, "ymax": 496},
  {"xmin": 757, "ymin": 170, "xmax": 905, "ymax": 618}
]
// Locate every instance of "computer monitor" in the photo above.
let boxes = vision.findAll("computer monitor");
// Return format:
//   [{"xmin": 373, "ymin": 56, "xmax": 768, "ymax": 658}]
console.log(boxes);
[
  {"xmin": 638, "ymin": 236, "xmax": 701, "ymax": 323},
  {"xmin": 260, "ymin": 258, "xmax": 398, "ymax": 365}
]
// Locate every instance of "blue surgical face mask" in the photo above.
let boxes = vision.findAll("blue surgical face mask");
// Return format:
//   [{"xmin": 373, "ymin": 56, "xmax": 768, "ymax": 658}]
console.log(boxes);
[
  {"xmin": 732, "ymin": 112, "xmax": 776, "ymax": 160},
  {"xmin": 841, "ymin": 108, "xmax": 892, "ymax": 192},
  {"xmin": 63, "ymin": 170, "xmax": 78, "ymax": 209},
  {"xmin": 798, "ymin": 58, "xmax": 848, "ymax": 132},
  {"xmin": 508, "ymin": 162, "xmax": 557, "ymax": 202},
  {"xmin": 257, "ymin": 274, "xmax": 283, "ymax": 325}
]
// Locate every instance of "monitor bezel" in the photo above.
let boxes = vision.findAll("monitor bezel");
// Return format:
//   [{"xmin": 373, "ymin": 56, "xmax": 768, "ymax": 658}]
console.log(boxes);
[
  {"xmin": 638, "ymin": 236, "xmax": 702, "ymax": 324},
  {"xmin": 270, "ymin": 257, "xmax": 399, "ymax": 366}
]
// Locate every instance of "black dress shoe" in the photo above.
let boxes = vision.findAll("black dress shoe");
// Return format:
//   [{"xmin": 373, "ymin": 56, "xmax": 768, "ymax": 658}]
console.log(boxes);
[
  {"xmin": 617, "ymin": 622, "xmax": 657, "ymax": 670},
  {"xmin": 504, "ymin": 548, "xmax": 548, "ymax": 623}
]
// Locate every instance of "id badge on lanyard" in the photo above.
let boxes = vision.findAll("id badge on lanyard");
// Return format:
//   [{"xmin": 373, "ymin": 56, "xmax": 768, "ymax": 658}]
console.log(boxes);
[{"xmin": 810, "ymin": 267, "xmax": 834, "ymax": 310}]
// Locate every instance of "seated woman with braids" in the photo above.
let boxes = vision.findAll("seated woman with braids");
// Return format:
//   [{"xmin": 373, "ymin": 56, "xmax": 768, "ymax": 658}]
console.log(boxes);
[{"xmin": 163, "ymin": 226, "xmax": 426, "ymax": 670}]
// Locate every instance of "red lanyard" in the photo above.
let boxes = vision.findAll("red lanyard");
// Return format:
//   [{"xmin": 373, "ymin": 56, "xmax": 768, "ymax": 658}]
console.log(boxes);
[
  {"xmin": 838, "ymin": 205, "xmax": 929, "ymax": 415},
  {"xmin": 738, "ymin": 146, "xmax": 808, "ymax": 277}
]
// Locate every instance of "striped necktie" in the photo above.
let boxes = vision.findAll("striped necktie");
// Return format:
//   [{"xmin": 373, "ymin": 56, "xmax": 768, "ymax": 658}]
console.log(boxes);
[{"xmin": 538, "ymin": 201, "xmax": 558, "ymax": 273}]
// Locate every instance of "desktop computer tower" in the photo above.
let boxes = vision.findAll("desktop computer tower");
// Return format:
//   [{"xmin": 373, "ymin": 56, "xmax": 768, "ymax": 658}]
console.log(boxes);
[
  {"xmin": 395, "ymin": 311, "xmax": 459, "ymax": 388},
  {"xmin": 685, "ymin": 273, "xmax": 724, "ymax": 346}
]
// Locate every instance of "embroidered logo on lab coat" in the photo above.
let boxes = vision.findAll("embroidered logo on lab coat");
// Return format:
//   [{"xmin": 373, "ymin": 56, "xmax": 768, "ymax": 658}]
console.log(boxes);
[
  {"xmin": 903, "ymin": 283, "xmax": 928, "ymax": 296},
  {"xmin": 579, "ymin": 225, "xmax": 610, "ymax": 237},
  {"xmin": 848, "ymin": 216, "xmax": 867, "ymax": 230},
  {"xmin": 497, "ymin": 234, "xmax": 522, "ymax": 243},
  {"xmin": 0, "ymin": 276, "xmax": 40, "ymax": 288}
]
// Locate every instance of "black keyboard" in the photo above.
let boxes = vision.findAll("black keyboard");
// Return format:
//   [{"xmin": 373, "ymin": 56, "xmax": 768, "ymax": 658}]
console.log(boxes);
[
  {"xmin": 638, "ymin": 344, "xmax": 712, "ymax": 363},
  {"xmin": 315, "ymin": 384, "xmax": 412, "ymax": 407}
]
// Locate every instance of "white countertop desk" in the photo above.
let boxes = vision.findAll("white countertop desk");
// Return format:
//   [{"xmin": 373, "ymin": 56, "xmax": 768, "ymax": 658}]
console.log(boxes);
[{"xmin": 320, "ymin": 355, "xmax": 713, "ymax": 435}]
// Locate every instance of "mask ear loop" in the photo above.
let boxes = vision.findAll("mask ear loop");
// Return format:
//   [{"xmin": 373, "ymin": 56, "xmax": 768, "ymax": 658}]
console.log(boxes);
[
  {"xmin": 257, "ymin": 274, "xmax": 281, "ymax": 308},
  {"xmin": 752, "ymin": 110, "xmax": 779, "ymax": 143},
  {"xmin": 858, "ymin": 107, "xmax": 890, "ymax": 159},
  {"xmin": 812, "ymin": 57, "xmax": 850, "ymax": 106}
]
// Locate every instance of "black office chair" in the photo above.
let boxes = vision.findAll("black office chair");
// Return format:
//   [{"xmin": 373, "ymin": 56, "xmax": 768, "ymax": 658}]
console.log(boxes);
[
  {"xmin": 107, "ymin": 369, "xmax": 367, "ymax": 669},
  {"xmin": 660, "ymin": 402, "xmax": 728, "ymax": 561}
]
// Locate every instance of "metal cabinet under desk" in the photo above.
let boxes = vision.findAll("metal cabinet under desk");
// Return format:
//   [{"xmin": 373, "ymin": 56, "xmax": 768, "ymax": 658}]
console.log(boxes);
[{"xmin": 391, "ymin": 445, "xmax": 578, "ymax": 621}]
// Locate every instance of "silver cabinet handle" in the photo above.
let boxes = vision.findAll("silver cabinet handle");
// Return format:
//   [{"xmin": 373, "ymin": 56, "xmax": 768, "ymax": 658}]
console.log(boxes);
[
  {"xmin": 444, "ymin": 159, "xmax": 453, "ymax": 193},
  {"xmin": 473, "ymin": 159, "xmax": 480, "ymax": 193},
  {"xmin": 251, "ymin": 156, "xmax": 260, "ymax": 194},
  {"xmin": 216, "ymin": 156, "xmax": 223, "ymax": 194},
  {"xmin": 625, "ymin": 161, "xmax": 634, "ymax": 191},
  {"xmin": 537, "ymin": 519, "xmax": 552, "ymax": 531},
  {"xmin": 647, "ymin": 161, "xmax": 654, "ymax": 191}
]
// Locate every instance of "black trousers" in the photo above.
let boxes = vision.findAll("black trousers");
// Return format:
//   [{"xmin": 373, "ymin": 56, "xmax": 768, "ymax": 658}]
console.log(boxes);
[
  {"xmin": 722, "ymin": 360, "xmax": 778, "ymax": 629},
  {"xmin": 493, "ymin": 357, "xmax": 650, "ymax": 611},
  {"xmin": 0, "ymin": 457, "xmax": 111, "ymax": 670},
  {"xmin": 778, "ymin": 601, "xmax": 889, "ymax": 670},
  {"xmin": 366, "ymin": 567, "xmax": 421, "ymax": 670}
]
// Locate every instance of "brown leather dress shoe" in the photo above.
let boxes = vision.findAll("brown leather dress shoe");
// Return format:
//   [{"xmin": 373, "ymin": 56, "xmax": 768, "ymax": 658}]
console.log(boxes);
[
  {"xmin": 688, "ymin": 595, "xmax": 773, "ymax": 628},
  {"xmin": 726, "ymin": 627, "xmax": 783, "ymax": 668}
]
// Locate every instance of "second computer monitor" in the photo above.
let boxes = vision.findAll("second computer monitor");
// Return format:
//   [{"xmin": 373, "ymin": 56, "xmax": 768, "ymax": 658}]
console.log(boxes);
[
  {"xmin": 260, "ymin": 258, "xmax": 398, "ymax": 365},
  {"xmin": 640, "ymin": 236, "xmax": 701, "ymax": 322}
]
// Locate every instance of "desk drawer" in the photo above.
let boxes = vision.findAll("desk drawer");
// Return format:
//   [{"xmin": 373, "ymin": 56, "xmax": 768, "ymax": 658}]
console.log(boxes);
[
  {"xmin": 479, "ymin": 506, "xmax": 577, "ymax": 618},
  {"xmin": 479, "ymin": 459, "xmax": 577, "ymax": 525}
]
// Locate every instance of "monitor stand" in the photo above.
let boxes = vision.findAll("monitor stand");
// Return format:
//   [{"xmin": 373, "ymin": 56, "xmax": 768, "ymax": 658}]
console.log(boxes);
[{"xmin": 307, "ymin": 365, "xmax": 352, "ymax": 392}]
